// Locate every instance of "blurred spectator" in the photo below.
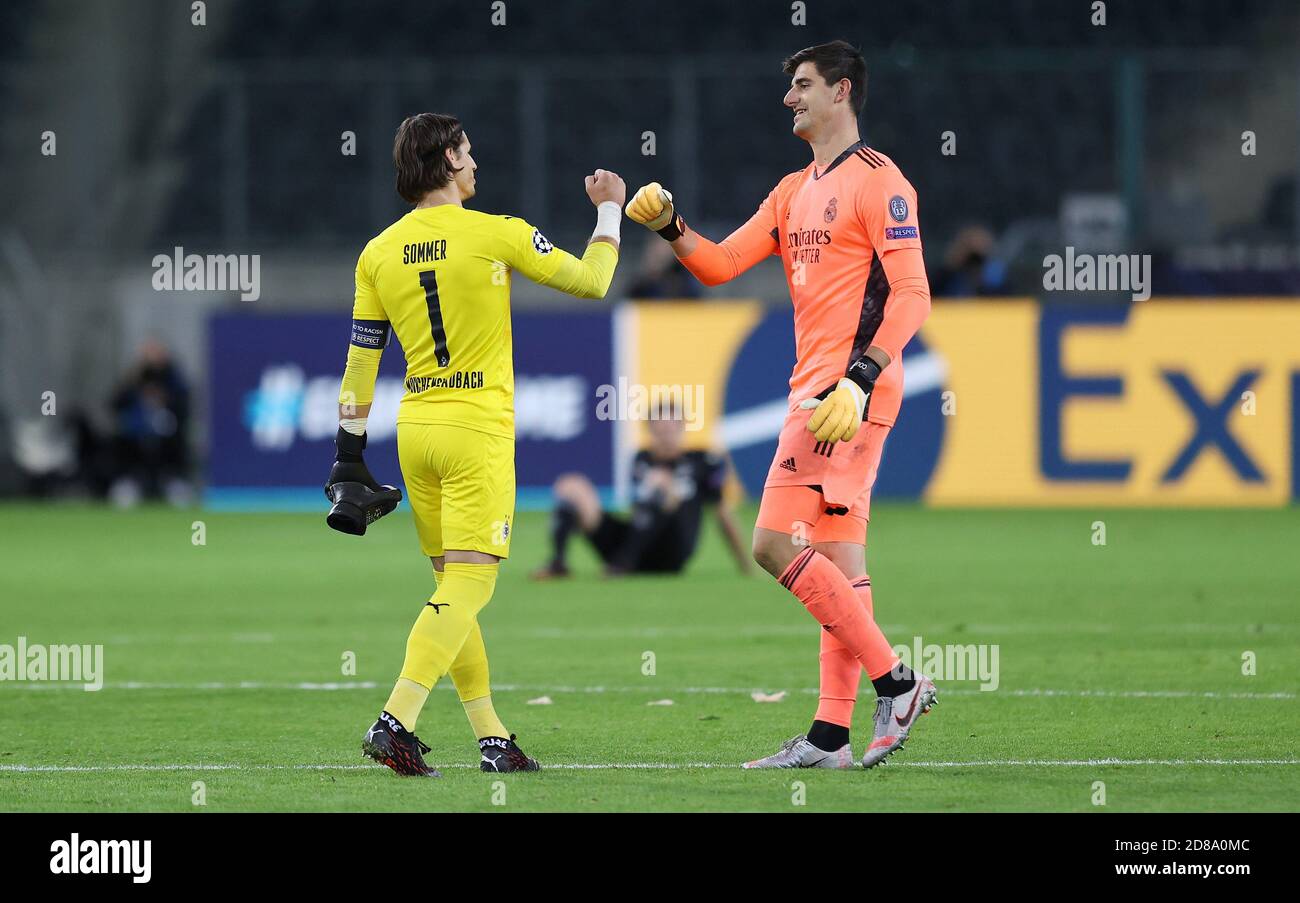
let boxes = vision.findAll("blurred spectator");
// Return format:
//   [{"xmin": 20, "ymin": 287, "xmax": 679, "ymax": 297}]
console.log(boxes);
[
  {"xmin": 107, "ymin": 340, "xmax": 193, "ymax": 506},
  {"xmin": 933, "ymin": 225, "xmax": 1008, "ymax": 297},
  {"xmin": 1258, "ymin": 175, "xmax": 1295, "ymax": 238},
  {"xmin": 70, "ymin": 408, "xmax": 116, "ymax": 498},
  {"xmin": 627, "ymin": 240, "xmax": 703, "ymax": 300},
  {"xmin": 12, "ymin": 419, "xmax": 75, "ymax": 497}
]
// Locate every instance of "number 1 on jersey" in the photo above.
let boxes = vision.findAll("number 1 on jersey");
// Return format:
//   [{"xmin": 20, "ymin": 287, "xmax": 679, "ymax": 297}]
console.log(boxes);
[{"xmin": 418, "ymin": 269, "xmax": 451, "ymax": 367}]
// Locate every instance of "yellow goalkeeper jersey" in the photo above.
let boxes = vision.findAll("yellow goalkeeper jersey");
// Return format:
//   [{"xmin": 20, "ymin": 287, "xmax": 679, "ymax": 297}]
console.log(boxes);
[{"xmin": 339, "ymin": 204, "xmax": 618, "ymax": 439}]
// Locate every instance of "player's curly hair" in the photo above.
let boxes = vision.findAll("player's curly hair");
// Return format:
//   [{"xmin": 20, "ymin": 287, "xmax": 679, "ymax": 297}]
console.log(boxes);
[
  {"xmin": 393, "ymin": 112, "xmax": 465, "ymax": 203},
  {"xmin": 782, "ymin": 40, "xmax": 868, "ymax": 116}
]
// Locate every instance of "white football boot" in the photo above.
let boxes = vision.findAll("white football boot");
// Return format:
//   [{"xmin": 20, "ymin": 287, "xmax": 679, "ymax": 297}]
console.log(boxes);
[
  {"xmin": 861, "ymin": 676, "xmax": 938, "ymax": 769},
  {"xmin": 742, "ymin": 734, "xmax": 855, "ymax": 769}
]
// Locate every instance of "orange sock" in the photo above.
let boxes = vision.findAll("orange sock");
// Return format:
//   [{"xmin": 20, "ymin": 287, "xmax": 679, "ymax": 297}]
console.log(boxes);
[
  {"xmin": 852, "ymin": 574, "xmax": 873, "ymax": 618},
  {"xmin": 781, "ymin": 548, "xmax": 897, "ymax": 681},
  {"xmin": 814, "ymin": 575, "xmax": 874, "ymax": 728}
]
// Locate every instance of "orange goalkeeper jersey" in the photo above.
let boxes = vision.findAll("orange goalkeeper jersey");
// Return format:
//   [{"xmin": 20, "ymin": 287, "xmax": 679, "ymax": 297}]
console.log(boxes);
[{"xmin": 680, "ymin": 141, "xmax": 929, "ymax": 426}]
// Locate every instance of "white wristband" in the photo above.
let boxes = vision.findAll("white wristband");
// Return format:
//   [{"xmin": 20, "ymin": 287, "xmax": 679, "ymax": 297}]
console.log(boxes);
[
  {"xmin": 339, "ymin": 417, "xmax": 368, "ymax": 436},
  {"xmin": 592, "ymin": 201, "xmax": 622, "ymax": 243}
]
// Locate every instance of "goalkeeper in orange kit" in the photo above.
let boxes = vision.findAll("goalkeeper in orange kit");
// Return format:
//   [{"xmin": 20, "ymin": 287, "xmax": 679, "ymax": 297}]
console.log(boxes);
[{"xmin": 625, "ymin": 41, "xmax": 936, "ymax": 769}]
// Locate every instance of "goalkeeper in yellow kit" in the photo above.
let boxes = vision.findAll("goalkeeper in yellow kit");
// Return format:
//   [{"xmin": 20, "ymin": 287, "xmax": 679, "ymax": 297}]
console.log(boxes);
[{"xmin": 326, "ymin": 113, "xmax": 624, "ymax": 776}]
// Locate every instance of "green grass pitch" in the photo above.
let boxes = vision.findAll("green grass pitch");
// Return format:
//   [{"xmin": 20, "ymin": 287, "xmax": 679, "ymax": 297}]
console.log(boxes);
[{"xmin": 1, "ymin": 502, "xmax": 1297, "ymax": 812}]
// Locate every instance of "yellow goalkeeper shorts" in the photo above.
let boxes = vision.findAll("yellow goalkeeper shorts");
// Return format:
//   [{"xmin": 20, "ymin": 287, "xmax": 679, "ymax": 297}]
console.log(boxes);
[{"xmin": 397, "ymin": 422, "xmax": 515, "ymax": 560}]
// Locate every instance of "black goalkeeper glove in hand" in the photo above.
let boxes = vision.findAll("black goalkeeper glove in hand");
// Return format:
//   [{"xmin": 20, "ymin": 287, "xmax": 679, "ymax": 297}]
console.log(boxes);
[{"xmin": 324, "ymin": 427, "xmax": 402, "ymax": 536}]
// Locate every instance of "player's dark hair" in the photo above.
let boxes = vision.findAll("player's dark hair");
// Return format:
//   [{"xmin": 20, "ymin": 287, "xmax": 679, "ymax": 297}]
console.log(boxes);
[
  {"xmin": 782, "ymin": 40, "xmax": 867, "ymax": 116},
  {"xmin": 393, "ymin": 112, "xmax": 465, "ymax": 203}
]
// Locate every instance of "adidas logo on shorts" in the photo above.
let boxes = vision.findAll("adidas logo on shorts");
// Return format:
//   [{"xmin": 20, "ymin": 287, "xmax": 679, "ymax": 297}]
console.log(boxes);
[{"xmin": 780, "ymin": 457, "xmax": 797, "ymax": 472}]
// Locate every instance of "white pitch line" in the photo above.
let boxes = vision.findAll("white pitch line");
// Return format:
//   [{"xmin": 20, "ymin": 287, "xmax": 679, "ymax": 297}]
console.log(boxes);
[
  {"xmin": 944, "ymin": 688, "xmax": 1298, "ymax": 700},
  {"xmin": 56, "ymin": 622, "xmax": 1299, "ymax": 645},
  {"xmin": 899, "ymin": 759, "xmax": 1300, "ymax": 768},
  {"xmin": 1, "ymin": 682, "xmax": 1293, "ymax": 700},
  {"xmin": 2, "ymin": 758, "xmax": 1297, "ymax": 774}
]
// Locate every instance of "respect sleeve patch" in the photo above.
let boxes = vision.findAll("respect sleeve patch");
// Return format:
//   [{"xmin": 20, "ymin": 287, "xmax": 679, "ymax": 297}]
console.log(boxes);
[
  {"xmin": 350, "ymin": 319, "xmax": 391, "ymax": 349},
  {"xmin": 885, "ymin": 226, "xmax": 919, "ymax": 240}
]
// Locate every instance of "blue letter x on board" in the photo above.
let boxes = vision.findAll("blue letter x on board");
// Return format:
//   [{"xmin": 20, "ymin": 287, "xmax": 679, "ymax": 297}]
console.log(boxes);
[{"xmin": 1161, "ymin": 370, "xmax": 1264, "ymax": 483}]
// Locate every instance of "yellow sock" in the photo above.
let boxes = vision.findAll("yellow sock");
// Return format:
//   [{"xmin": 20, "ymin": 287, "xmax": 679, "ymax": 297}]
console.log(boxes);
[
  {"xmin": 384, "ymin": 678, "xmax": 430, "ymax": 730},
  {"xmin": 381, "ymin": 567, "xmax": 445, "ymax": 731},
  {"xmin": 449, "ymin": 619, "xmax": 491, "ymax": 701},
  {"xmin": 462, "ymin": 695, "xmax": 509, "ymax": 740},
  {"xmin": 397, "ymin": 561, "xmax": 498, "ymax": 692},
  {"xmin": 450, "ymin": 619, "xmax": 508, "ymax": 738}
]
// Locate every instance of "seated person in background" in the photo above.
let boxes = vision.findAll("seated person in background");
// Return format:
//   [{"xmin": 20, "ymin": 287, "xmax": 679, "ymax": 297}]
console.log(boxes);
[
  {"xmin": 109, "ymin": 339, "xmax": 192, "ymax": 505},
  {"xmin": 533, "ymin": 410, "xmax": 750, "ymax": 577},
  {"xmin": 932, "ymin": 224, "xmax": 1007, "ymax": 297}
]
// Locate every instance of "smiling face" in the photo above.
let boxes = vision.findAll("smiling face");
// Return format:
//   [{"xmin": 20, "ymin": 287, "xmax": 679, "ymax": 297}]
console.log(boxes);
[
  {"xmin": 448, "ymin": 132, "xmax": 477, "ymax": 200},
  {"xmin": 784, "ymin": 60, "xmax": 852, "ymax": 141}
]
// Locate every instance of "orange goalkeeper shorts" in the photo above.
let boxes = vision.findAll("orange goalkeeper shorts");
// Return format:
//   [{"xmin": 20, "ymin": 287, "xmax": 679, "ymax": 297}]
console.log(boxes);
[{"xmin": 754, "ymin": 408, "xmax": 890, "ymax": 545}]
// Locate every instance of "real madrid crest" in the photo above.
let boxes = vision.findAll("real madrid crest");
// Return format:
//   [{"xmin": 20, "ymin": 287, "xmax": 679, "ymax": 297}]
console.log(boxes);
[{"xmin": 824, "ymin": 197, "xmax": 838, "ymax": 223}]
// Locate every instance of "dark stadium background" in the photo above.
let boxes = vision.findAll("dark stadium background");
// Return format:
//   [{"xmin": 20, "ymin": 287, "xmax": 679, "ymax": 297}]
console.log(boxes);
[{"xmin": 2, "ymin": 1, "xmax": 1297, "ymax": 506}]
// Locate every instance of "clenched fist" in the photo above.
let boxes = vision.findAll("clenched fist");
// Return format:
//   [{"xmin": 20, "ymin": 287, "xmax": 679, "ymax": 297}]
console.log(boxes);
[{"xmin": 585, "ymin": 169, "xmax": 626, "ymax": 207}]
